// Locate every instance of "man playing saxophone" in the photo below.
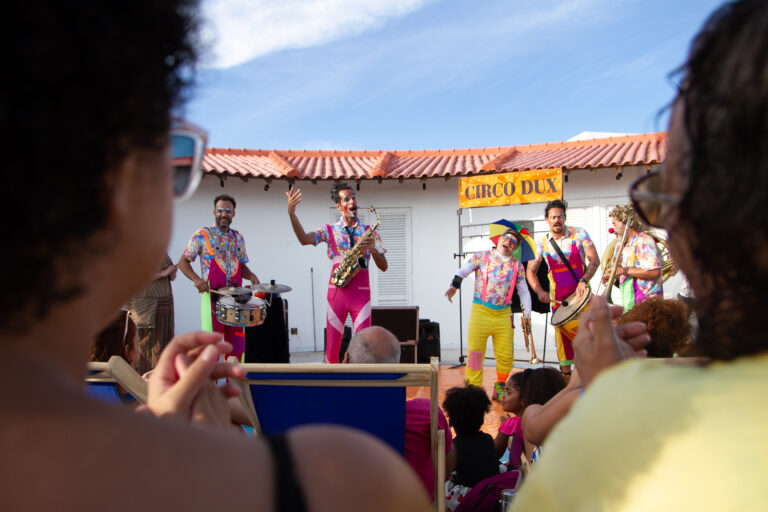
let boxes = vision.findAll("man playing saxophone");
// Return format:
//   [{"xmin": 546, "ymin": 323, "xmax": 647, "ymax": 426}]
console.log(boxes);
[{"xmin": 287, "ymin": 182, "xmax": 387, "ymax": 363}]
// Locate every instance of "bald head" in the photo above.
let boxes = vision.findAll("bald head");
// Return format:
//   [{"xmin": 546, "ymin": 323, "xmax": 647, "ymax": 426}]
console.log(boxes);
[{"xmin": 346, "ymin": 326, "xmax": 401, "ymax": 364}]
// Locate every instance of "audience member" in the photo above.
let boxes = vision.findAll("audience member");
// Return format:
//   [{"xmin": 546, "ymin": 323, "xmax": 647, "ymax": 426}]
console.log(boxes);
[
  {"xmin": 126, "ymin": 253, "xmax": 177, "ymax": 373},
  {"xmin": 0, "ymin": 2, "xmax": 430, "ymax": 510},
  {"xmin": 90, "ymin": 310, "xmax": 139, "ymax": 368},
  {"xmin": 494, "ymin": 368, "xmax": 565, "ymax": 469},
  {"xmin": 513, "ymin": 1, "xmax": 768, "ymax": 509},
  {"xmin": 346, "ymin": 326, "xmax": 452, "ymax": 503},
  {"xmin": 443, "ymin": 385, "xmax": 499, "ymax": 510},
  {"xmin": 520, "ymin": 369, "xmax": 582, "ymax": 447},
  {"xmin": 618, "ymin": 297, "xmax": 692, "ymax": 357}
]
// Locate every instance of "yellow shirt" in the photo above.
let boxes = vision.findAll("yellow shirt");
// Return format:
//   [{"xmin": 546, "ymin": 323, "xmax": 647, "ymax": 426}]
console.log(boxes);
[{"xmin": 512, "ymin": 354, "xmax": 768, "ymax": 511}]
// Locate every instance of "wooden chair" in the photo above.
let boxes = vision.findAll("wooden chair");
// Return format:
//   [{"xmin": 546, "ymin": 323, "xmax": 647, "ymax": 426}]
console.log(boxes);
[
  {"xmin": 85, "ymin": 355, "xmax": 148, "ymax": 405},
  {"xmin": 234, "ymin": 360, "xmax": 446, "ymax": 512}
]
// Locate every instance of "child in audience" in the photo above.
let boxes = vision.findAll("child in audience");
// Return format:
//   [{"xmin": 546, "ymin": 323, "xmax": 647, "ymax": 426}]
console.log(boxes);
[
  {"xmin": 495, "ymin": 368, "xmax": 566, "ymax": 469},
  {"xmin": 90, "ymin": 310, "xmax": 139, "ymax": 368},
  {"xmin": 443, "ymin": 385, "xmax": 499, "ymax": 511}
]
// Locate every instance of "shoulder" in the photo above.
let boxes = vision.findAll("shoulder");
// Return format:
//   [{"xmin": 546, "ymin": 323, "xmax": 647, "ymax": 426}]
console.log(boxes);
[{"xmin": 291, "ymin": 425, "xmax": 431, "ymax": 512}]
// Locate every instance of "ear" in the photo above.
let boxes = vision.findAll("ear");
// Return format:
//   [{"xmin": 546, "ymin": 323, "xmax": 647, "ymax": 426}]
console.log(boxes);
[{"xmin": 342, "ymin": 352, "xmax": 350, "ymax": 364}]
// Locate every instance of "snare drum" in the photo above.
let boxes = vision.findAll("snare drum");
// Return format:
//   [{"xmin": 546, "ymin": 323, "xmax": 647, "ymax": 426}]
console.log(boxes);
[
  {"xmin": 550, "ymin": 288, "xmax": 592, "ymax": 339},
  {"xmin": 215, "ymin": 295, "xmax": 267, "ymax": 328}
]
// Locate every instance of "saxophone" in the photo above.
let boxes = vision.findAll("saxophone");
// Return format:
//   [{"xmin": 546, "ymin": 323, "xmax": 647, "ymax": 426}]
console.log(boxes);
[{"xmin": 331, "ymin": 206, "xmax": 381, "ymax": 288}]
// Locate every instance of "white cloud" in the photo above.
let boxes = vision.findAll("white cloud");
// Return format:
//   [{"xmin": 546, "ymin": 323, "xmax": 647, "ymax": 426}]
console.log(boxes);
[{"xmin": 201, "ymin": 0, "xmax": 433, "ymax": 68}]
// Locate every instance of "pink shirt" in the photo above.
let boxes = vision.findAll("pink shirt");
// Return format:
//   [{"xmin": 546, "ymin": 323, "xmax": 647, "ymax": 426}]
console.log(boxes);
[{"xmin": 404, "ymin": 398, "xmax": 452, "ymax": 502}]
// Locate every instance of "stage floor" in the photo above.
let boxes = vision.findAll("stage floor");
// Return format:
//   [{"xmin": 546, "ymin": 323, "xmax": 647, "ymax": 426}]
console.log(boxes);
[{"xmin": 406, "ymin": 363, "xmax": 511, "ymax": 438}]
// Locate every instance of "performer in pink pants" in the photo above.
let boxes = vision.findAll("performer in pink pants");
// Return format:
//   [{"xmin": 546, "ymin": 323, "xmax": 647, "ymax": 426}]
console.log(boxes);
[{"xmin": 287, "ymin": 183, "xmax": 388, "ymax": 363}]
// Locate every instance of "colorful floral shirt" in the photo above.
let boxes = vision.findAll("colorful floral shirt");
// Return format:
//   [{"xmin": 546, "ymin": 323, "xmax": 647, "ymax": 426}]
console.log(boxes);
[
  {"xmin": 456, "ymin": 250, "xmax": 531, "ymax": 310},
  {"xmin": 537, "ymin": 227, "xmax": 594, "ymax": 269},
  {"xmin": 182, "ymin": 226, "xmax": 249, "ymax": 282},
  {"xmin": 612, "ymin": 231, "xmax": 663, "ymax": 298},
  {"xmin": 312, "ymin": 217, "xmax": 386, "ymax": 262}
]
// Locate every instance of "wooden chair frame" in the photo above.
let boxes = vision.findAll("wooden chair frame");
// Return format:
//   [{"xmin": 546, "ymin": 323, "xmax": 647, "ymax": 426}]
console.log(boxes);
[{"xmin": 85, "ymin": 355, "xmax": 148, "ymax": 404}]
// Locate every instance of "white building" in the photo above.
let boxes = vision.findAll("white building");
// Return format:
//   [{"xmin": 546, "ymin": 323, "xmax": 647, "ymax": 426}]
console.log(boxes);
[{"xmin": 168, "ymin": 132, "xmax": 677, "ymax": 363}]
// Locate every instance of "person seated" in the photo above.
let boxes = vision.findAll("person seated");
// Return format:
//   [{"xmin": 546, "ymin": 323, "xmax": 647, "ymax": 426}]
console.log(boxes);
[
  {"xmin": 618, "ymin": 297, "xmax": 692, "ymax": 357},
  {"xmin": 346, "ymin": 326, "xmax": 453, "ymax": 503},
  {"xmin": 520, "ymin": 369, "xmax": 583, "ymax": 448},
  {"xmin": 90, "ymin": 310, "xmax": 139, "ymax": 369},
  {"xmin": 494, "ymin": 368, "xmax": 565, "ymax": 469},
  {"xmin": 512, "ymin": 2, "xmax": 768, "ymax": 509},
  {"xmin": 443, "ymin": 385, "xmax": 499, "ymax": 511},
  {"xmin": 88, "ymin": 310, "xmax": 140, "ymax": 404},
  {"xmin": 0, "ymin": 2, "xmax": 430, "ymax": 510}
]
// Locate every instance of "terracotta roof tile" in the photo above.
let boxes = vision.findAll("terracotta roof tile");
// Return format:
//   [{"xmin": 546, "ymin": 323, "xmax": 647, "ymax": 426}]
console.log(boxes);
[{"xmin": 202, "ymin": 132, "xmax": 666, "ymax": 180}]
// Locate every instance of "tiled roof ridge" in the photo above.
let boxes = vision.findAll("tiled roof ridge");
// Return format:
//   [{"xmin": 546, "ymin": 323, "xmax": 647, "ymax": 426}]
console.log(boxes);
[
  {"xmin": 268, "ymin": 150, "xmax": 300, "ymax": 178},
  {"xmin": 369, "ymin": 151, "xmax": 394, "ymax": 178},
  {"xmin": 481, "ymin": 147, "xmax": 519, "ymax": 172},
  {"xmin": 205, "ymin": 132, "xmax": 664, "ymax": 158}
]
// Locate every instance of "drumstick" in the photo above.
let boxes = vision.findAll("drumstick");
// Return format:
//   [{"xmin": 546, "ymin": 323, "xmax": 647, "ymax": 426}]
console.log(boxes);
[{"xmin": 550, "ymin": 299, "xmax": 569, "ymax": 307}]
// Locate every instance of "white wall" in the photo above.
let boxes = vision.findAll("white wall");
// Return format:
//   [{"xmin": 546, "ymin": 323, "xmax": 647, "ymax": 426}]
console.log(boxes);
[{"xmin": 168, "ymin": 165, "xmax": 677, "ymax": 362}]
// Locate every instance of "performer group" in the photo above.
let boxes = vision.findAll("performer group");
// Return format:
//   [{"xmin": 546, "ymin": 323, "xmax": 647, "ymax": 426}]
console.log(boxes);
[{"xmin": 175, "ymin": 187, "xmax": 664, "ymax": 392}]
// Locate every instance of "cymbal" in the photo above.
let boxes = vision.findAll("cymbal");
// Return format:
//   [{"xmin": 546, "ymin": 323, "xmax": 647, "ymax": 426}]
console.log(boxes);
[
  {"xmin": 254, "ymin": 282, "xmax": 292, "ymax": 294},
  {"xmin": 211, "ymin": 286, "xmax": 252, "ymax": 296}
]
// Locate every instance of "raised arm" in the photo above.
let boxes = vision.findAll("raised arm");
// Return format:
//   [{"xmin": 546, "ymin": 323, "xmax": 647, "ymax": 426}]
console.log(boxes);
[{"xmin": 286, "ymin": 186, "xmax": 317, "ymax": 246}]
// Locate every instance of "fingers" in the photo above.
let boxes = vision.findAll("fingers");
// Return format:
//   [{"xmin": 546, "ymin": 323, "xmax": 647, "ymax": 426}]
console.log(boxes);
[
  {"xmin": 614, "ymin": 321, "xmax": 647, "ymax": 340},
  {"xmin": 161, "ymin": 345, "xmax": 224, "ymax": 412},
  {"xmin": 586, "ymin": 295, "xmax": 614, "ymax": 346}
]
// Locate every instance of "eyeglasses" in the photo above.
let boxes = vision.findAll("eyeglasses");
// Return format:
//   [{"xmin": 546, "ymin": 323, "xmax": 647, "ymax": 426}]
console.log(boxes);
[
  {"xmin": 216, "ymin": 208, "xmax": 234, "ymax": 215},
  {"xmin": 171, "ymin": 119, "xmax": 207, "ymax": 202},
  {"xmin": 629, "ymin": 171, "xmax": 681, "ymax": 228},
  {"xmin": 501, "ymin": 233, "xmax": 520, "ymax": 245}
]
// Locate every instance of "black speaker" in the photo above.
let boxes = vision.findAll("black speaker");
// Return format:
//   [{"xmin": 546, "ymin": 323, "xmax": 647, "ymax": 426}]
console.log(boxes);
[
  {"xmin": 324, "ymin": 326, "xmax": 352, "ymax": 361},
  {"xmin": 417, "ymin": 319, "xmax": 441, "ymax": 363}
]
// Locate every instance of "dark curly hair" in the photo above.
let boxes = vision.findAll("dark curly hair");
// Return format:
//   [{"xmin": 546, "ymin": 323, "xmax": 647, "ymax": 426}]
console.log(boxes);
[
  {"xmin": 544, "ymin": 200, "xmax": 567, "ymax": 218},
  {"xmin": 2, "ymin": 1, "xmax": 200, "ymax": 331},
  {"xmin": 672, "ymin": 0, "xmax": 768, "ymax": 360},
  {"xmin": 508, "ymin": 367, "xmax": 566, "ymax": 413},
  {"xmin": 331, "ymin": 182, "xmax": 354, "ymax": 204},
  {"xmin": 214, "ymin": 194, "xmax": 237, "ymax": 209},
  {"xmin": 619, "ymin": 298, "xmax": 692, "ymax": 357},
  {"xmin": 442, "ymin": 385, "xmax": 491, "ymax": 436}
]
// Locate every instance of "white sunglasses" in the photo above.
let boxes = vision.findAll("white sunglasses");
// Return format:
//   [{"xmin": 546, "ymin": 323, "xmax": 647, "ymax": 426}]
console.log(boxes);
[{"xmin": 171, "ymin": 119, "xmax": 207, "ymax": 202}]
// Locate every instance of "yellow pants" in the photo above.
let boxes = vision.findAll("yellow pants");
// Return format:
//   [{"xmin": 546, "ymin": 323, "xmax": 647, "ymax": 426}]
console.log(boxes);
[{"xmin": 465, "ymin": 303, "xmax": 514, "ymax": 386}]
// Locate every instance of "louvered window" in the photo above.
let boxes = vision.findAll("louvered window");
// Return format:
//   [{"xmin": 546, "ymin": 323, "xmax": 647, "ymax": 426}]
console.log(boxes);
[{"xmin": 328, "ymin": 207, "xmax": 412, "ymax": 307}]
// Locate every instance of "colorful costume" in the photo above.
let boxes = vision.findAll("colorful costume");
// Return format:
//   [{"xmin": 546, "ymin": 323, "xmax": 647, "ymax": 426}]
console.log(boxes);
[
  {"xmin": 536, "ymin": 227, "xmax": 594, "ymax": 367},
  {"xmin": 182, "ymin": 226, "xmax": 249, "ymax": 359},
  {"xmin": 453, "ymin": 250, "xmax": 532, "ymax": 387},
  {"xmin": 312, "ymin": 218, "xmax": 386, "ymax": 363},
  {"xmin": 512, "ymin": 354, "xmax": 768, "ymax": 512},
  {"xmin": 612, "ymin": 231, "xmax": 663, "ymax": 311}
]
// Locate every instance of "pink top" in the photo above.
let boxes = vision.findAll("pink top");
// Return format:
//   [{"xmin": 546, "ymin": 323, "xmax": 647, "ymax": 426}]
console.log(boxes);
[
  {"xmin": 404, "ymin": 398, "xmax": 452, "ymax": 502},
  {"xmin": 499, "ymin": 416, "xmax": 524, "ymax": 470}
]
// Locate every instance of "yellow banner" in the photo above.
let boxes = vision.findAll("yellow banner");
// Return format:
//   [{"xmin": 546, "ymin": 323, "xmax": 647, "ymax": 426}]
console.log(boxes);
[{"xmin": 458, "ymin": 168, "xmax": 562, "ymax": 208}]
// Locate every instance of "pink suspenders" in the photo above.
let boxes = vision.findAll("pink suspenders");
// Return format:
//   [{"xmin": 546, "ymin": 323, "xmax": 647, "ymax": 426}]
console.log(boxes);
[{"xmin": 480, "ymin": 252, "xmax": 519, "ymax": 306}]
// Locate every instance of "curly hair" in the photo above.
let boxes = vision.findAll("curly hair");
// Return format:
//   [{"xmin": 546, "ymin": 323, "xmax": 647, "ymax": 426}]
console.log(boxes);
[
  {"xmin": 508, "ymin": 367, "xmax": 566, "ymax": 413},
  {"xmin": 544, "ymin": 199, "xmax": 567, "ymax": 218},
  {"xmin": 2, "ymin": 1, "xmax": 200, "ymax": 331},
  {"xmin": 442, "ymin": 385, "xmax": 491, "ymax": 436},
  {"xmin": 214, "ymin": 194, "xmax": 237, "ymax": 208},
  {"xmin": 619, "ymin": 298, "xmax": 692, "ymax": 357},
  {"xmin": 672, "ymin": 0, "xmax": 768, "ymax": 360},
  {"xmin": 608, "ymin": 204, "xmax": 647, "ymax": 232},
  {"xmin": 90, "ymin": 311, "xmax": 137, "ymax": 365},
  {"xmin": 331, "ymin": 182, "xmax": 354, "ymax": 204}
]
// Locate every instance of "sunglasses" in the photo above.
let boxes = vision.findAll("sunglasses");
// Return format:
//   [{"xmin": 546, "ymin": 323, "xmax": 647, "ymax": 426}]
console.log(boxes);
[
  {"xmin": 629, "ymin": 171, "xmax": 681, "ymax": 228},
  {"xmin": 501, "ymin": 233, "xmax": 520, "ymax": 245},
  {"xmin": 171, "ymin": 119, "xmax": 207, "ymax": 202},
  {"xmin": 216, "ymin": 208, "xmax": 234, "ymax": 215}
]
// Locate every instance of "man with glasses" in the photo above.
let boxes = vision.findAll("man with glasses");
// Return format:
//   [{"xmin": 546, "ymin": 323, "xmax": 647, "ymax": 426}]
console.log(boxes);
[
  {"xmin": 445, "ymin": 228, "xmax": 531, "ymax": 398},
  {"xmin": 603, "ymin": 204, "xmax": 662, "ymax": 311},
  {"xmin": 178, "ymin": 194, "xmax": 260, "ymax": 360},
  {"xmin": 526, "ymin": 200, "xmax": 599, "ymax": 377}
]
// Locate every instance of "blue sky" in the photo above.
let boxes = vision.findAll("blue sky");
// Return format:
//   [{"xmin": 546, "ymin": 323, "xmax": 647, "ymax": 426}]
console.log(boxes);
[{"xmin": 187, "ymin": 0, "xmax": 723, "ymax": 151}]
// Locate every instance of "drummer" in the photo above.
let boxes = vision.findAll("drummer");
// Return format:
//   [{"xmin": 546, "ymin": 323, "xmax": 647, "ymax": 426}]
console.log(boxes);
[
  {"xmin": 525, "ymin": 200, "xmax": 599, "ymax": 377},
  {"xmin": 178, "ymin": 194, "xmax": 260, "ymax": 360}
]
